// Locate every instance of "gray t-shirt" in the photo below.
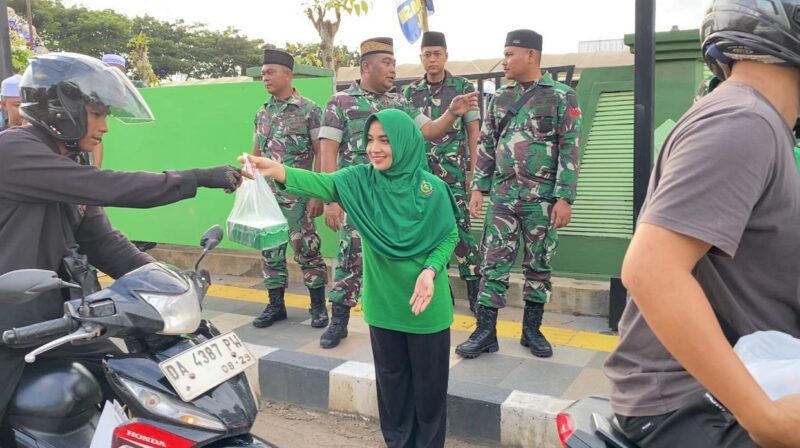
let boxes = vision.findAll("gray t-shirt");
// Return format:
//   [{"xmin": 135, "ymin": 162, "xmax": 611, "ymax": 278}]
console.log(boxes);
[{"xmin": 604, "ymin": 82, "xmax": 800, "ymax": 416}]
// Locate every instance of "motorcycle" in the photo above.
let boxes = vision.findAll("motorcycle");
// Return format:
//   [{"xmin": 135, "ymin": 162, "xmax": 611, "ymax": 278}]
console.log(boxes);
[
  {"xmin": 0, "ymin": 225, "xmax": 275, "ymax": 448},
  {"xmin": 557, "ymin": 395, "xmax": 636, "ymax": 448}
]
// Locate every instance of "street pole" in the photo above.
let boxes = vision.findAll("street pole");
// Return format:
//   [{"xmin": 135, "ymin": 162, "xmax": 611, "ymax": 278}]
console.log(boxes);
[
  {"xmin": 0, "ymin": 0, "xmax": 14, "ymax": 80},
  {"xmin": 633, "ymin": 0, "xmax": 655, "ymax": 223},
  {"xmin": 25, "ymin": 0, "xmax": 34, "ymax": 49},
  {"xmin": 609, "ymin": 0, "xmax": 656, "ymax": 331}
]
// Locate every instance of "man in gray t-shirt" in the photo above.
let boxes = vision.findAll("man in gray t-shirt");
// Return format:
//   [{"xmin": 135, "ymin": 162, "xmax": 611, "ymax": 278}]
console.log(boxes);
[{"xmin": 603, "ymin": 1, "xmax": 800, "ymax": 447}]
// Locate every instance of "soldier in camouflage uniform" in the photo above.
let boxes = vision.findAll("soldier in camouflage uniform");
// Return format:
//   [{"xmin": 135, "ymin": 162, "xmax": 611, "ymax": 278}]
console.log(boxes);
[
  {"xmin": 317, "ymin": 37, "xmax": 479, "ymax": 349},
  {"xmin": 251, "ymin": 49, "xmax": 329, "ymax": 330},
  {"xmin": 402, "ymin": 31, "xmax": 482, "ymax": 315},
  {"xmin": 455, "ymin": 30, "xmax": 582, "ymax": 359}
]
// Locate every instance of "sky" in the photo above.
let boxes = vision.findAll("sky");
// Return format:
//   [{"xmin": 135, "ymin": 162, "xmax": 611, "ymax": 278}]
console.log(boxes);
[{"xmin": 59, "ymin": 0, "xmax": 708, "ymax": 64}]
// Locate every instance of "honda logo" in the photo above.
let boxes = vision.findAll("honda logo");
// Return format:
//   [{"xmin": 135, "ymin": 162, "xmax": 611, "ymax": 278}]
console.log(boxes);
[{"xmin": 126, "ymin": 430, "xmax": 167, "ymax": 447}]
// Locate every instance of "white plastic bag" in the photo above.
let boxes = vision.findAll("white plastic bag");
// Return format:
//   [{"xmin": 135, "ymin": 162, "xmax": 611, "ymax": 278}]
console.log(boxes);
[
  {"xmin": 89, "ymin": 400, "xmax": 128, "ymax": 448},
  {"xmin": 226, "ymin": 154, "xmax": 288, "ymax": 250},
  {"xmin": 734, "ymin": 331, "xmax": 800, "ymax": 400}
]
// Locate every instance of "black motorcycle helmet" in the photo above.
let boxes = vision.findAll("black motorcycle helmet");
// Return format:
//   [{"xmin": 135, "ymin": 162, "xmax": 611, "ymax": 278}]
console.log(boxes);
[
  {"xmin": 701, "ymin": 0, "xmax": 800, "ymax": 80},
  {"xmin": 19, "ymin": 52, "xmax": 154, "ymax": 148}
]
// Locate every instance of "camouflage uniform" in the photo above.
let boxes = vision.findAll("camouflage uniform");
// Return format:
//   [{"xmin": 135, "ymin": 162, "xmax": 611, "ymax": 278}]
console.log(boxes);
[
  {"xmin": 254, "ymin": 89, "xmax": 328, "ymax": 290},
  {"xmin": 693, "ymin": 75, "xmax": 722, "ymax": 103},
  {"xmin": 402, "ymin": 71, "xmax": 481, "ymax": 281},
  {"xmin": 318, "ymin": 81, "xmax": 431, "ymax": 305},
  {"xmin": 471, "ymin": 73, "xmax": 582, "ymax": 307}
]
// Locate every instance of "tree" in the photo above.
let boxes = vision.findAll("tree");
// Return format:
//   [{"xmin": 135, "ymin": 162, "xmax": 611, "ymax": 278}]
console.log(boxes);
[
  {"xmin": 182, "ymin": 26, "xmax": 264, "ymax": 78},
  {"xmin": 131, "ymin": 15, "xmax": 191, "ymax": 79},
  {"xmin": 15, "ymin": 0, "xmax": 268, "ymax": 80},
  {"xmin": 132, "ymin": 19, "xmax": 265, "ymax": 79},
  {"xmin": 285, "ymin": 42, "xmax": 359, "ymax": 71},
  {"xmin": 127, "ymin": 33, "xmax": 159, "ymax": 87},
  {"xmin": 11, "ymin": 0, "xmax": 132, "ymax": 57},
  {"xmin": 303, "ymin": 0, "xmax": 369, "ymax": 78}
]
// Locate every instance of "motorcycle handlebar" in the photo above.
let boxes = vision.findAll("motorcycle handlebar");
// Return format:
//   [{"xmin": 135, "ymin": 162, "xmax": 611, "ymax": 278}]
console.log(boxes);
[{"xmin": 2, "ymin": 316, "xmax": 76, "ymax": 346}]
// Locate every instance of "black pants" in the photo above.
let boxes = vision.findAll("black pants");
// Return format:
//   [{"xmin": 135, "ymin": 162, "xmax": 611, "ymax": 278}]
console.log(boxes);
[
  {"xmin": 617, "ymin": 392, "xmax": 757, "ymax": 448},
  {"xmin": 369, "ymin": 326, "xmax": 450, "ymax": 448},
  {"xmin": 0, "ymin": 340, "xmax": 121, "ymax": 427}
]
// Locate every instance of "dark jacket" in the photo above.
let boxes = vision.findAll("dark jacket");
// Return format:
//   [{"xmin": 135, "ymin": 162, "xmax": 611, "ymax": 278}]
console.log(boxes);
[{"xmin": 0, "ymin": 125, "xmax": 200, "ymax": 331}]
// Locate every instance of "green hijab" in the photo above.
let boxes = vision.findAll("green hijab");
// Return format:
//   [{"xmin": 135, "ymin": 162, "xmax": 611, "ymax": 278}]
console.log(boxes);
[{"xmin": 331, "ymin": 109, "xmax": 458, "ymax": 259}]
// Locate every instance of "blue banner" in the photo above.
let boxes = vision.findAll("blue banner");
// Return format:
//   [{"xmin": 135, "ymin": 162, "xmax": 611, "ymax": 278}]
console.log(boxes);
[{"xmin": 396, "ymin": 0, "xmax": 435, "ymax": 44}]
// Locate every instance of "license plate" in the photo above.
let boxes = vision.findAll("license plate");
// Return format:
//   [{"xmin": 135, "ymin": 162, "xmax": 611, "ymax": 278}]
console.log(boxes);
[{"xmin": 159, "ymin": 332, "xmax": 257, "ymax": 402}]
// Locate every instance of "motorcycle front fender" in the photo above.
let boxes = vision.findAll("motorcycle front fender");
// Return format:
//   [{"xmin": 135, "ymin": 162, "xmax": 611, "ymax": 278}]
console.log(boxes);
[{"xmin": 204, "ymin": 433, "xmax": 277, "ymax": 448}]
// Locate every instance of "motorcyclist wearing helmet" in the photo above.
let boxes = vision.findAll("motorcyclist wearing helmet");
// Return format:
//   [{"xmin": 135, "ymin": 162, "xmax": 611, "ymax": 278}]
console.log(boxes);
[
  {"xmin": 0, "ymin": 52, "xmax": 242, "ymax": 426},
  {"xmin": 604, "ymin": 1, "xmax": 800, "ymax": 446}
]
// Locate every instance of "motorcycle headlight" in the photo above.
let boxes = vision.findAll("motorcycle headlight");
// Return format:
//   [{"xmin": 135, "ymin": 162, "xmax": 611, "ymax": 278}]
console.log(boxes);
[
  {"xmin": 118, "ymin": 376, "xmax": 226, "ymax": 432},
  {"xmin": 140, "ymin": 287, "xmax": 202, "ymax": 335}
]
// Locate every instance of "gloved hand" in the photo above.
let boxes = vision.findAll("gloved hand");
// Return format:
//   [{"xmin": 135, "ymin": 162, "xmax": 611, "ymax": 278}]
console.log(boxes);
[{"xmin": 189, "ymin": 165, "xmax": 242, "ymax": 192}]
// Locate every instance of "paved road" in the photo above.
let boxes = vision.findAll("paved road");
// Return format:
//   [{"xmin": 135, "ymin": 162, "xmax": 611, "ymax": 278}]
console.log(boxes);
[{"xmin": 251, "ymin": 400, "xmax": 497, "ymax": 448}]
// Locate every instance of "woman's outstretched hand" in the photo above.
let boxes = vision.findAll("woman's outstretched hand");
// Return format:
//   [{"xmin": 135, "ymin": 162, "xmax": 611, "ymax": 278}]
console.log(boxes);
[
  {"xmin": 410, "ymin": 269, "xmax": 436, "ymax": 315},
  {"xmin": 238, "ymin": 154, "xmax": 286, "ymax": 183}
]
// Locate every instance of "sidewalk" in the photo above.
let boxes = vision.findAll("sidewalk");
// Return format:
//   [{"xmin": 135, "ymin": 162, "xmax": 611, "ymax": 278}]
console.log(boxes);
[
  {"xmin": 150, "ymin": 244, "xmax": 612, "ymax": 317},
  {"xmin": 197, "ymin": 274, "xmax": 618, "ymax": 448}
]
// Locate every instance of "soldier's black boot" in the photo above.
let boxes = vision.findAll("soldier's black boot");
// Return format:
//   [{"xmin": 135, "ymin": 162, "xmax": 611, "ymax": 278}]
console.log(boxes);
[
  {"xmin": 466, "ymin": 279, "xmax": 480, "ymax": 317},
  {"xmin": 520, "ymin": 301, "xmax": 553, "ymax": 358},
  {"xmin": 320, "ymin": 303, "xmax": 350, "ymax": 349},
  {"xmin": 308, "ymin": 287, "xmax": 329, "ymax": 328},
  {"xmin": 253, "ymin": 287, "xmax": 288, "ymax": 328},
  {"xmin": 455, "ymin": 305, "xmax": 499, "ymax": 359}
]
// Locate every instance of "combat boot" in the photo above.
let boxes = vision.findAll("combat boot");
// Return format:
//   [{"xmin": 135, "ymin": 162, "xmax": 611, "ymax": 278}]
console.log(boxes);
[
  {"xmin": 455, "ymin": 305, "xmax": 499, "ymax": 359},
  {"xmin": 320, "ymin": 303, "xmax": 350, "ymax": 349},
  {"xmin": 252, "ymin": 287, "xmax": 288, "ymax": 328},
  {"xmin": 308, "ymin": 287, "xmax": 329, "ymax": 328},
  {"xmin": 466, "ymin": 279, "xmax": 480, "ymax": 317},
  {"xmin": 520, "ymin": 301, "xmax": 553, "ymax": 358}
]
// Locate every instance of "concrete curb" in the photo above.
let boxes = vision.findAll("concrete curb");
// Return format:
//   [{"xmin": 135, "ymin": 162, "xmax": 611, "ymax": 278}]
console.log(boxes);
[
  {"xmin": 255, "ymin": 346, "xmax": 573, "ymax": 447},
  {"xmin": 149, "ymin": 245, "xmax": 610, "ymax": 317}
]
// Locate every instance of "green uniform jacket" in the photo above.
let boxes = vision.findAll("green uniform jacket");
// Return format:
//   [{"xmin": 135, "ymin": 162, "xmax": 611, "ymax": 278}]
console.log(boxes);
[{"xmin": 279, "ymin": 166, "xmax": 457, "ymax": 334}]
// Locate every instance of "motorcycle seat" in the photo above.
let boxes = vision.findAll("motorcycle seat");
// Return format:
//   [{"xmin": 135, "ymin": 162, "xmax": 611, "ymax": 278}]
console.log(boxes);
[{"xmin": 7, "ymin": 361, "xmax": 102, "ymax": 432}]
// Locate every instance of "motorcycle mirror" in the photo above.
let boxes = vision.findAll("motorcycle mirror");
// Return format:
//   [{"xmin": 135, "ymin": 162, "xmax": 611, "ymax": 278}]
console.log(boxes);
[
  {"xmin": 200, "ymin": 225, "xmax": 223, "ymax": 251},
  {"xmin": 0, "ymin": 270, "xmax": 79, "ymax": 304}
]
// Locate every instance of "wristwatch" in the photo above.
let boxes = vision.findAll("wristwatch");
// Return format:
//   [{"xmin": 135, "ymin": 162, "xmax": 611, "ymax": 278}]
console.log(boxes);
[{"xmin": 422, "ymin": 265, "xmax": 438, "ymax": 275}]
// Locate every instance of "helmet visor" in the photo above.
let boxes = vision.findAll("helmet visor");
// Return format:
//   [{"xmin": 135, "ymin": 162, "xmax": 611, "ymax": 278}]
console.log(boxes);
[{"xmin": 90, "ymin": 66, "xmax": 154, "ymax": 123}]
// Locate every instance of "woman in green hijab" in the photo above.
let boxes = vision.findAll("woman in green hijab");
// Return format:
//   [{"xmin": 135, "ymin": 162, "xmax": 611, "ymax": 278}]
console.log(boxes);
[{"xmin": 242, "ymin": 108, "xmax": 459, "ymax": 447}]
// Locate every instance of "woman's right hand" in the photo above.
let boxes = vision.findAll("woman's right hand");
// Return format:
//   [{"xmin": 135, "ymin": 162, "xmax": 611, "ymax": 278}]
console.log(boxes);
[
  {"xmin": 238, "ymin": 155, "xmax": 286, "ymax": 183},
  {"xmin": 410, "ymin": 269, "xmax": 436, "ymax": 316},
  {"xmin": 325, "ymin": 202, "xmax": 344, "ymax": 231}
]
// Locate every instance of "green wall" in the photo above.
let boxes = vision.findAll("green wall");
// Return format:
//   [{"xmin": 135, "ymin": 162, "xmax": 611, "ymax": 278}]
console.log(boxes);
[
  {"xmin": 550, "ymin": 29, "xmax": 706, "ymax": 278},
  {"xmin": 625, "ymin": 29, "xmax": 706, "ymax": 126},
  {"xmin": 552, "ymin": 66, "xmax": 635, "ymax": 279},
  {"xmin": 103, "ymin": 78, "xmax": 340, "ymax": 256}
]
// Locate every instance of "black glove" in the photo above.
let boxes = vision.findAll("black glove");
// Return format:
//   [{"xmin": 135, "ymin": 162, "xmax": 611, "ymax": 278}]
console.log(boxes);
[{"xmin": 189, "ymin": 165, "xmax": 242, "ymax": 191}]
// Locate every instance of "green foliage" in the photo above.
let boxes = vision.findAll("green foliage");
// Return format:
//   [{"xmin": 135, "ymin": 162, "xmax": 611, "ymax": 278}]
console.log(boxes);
[
  {"xmin": 303, "ymin": 0, "xmax": 371, "ymax": 72},
  {"xmin": 304, "ymin": 0, "xmax": 369, "ymax": 17},
  {"xmin": 9, "ymin": 30, "xmax": 34, "ymax": 73},
  {"xmin": 10, "ymin": 0, "xmax": 268, "ymax": 80},
  {"xmin": 6, "ymin": 7, "xmax": 37, "ymax": 72},
  {"xmin": 284, "ymin": 43, "xmax": 359, "ymax": 70},
  {"xmin": 127, "ymin": 33, "xmax": 159, "ymax": 87},
  {"xmin": 9, "ymin": 0, "xmax": 131, "ymax": 56}
]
